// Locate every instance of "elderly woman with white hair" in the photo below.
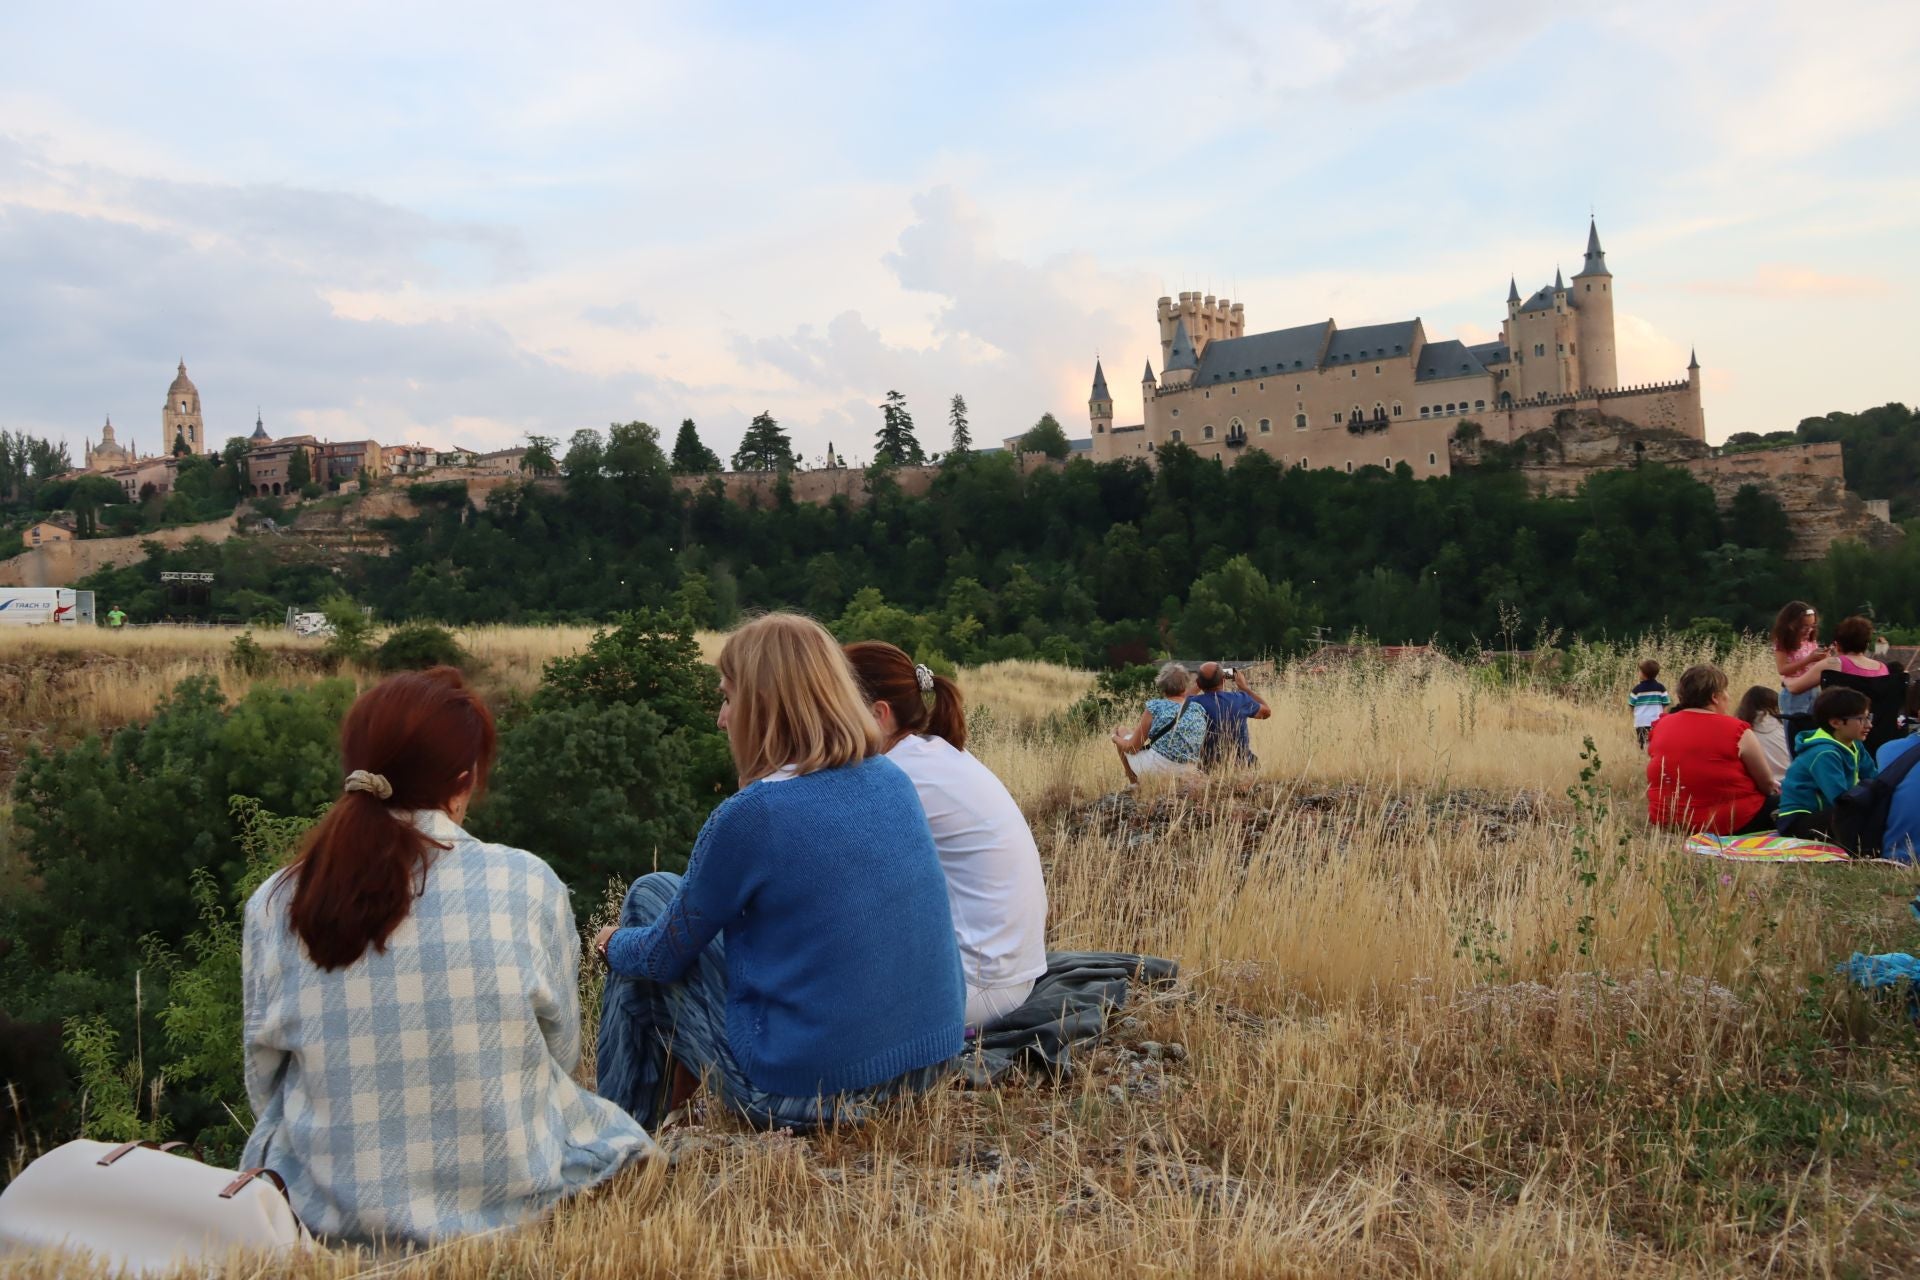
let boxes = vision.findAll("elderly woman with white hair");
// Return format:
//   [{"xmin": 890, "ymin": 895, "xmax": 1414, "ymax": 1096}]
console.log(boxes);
[{"xmin": 1111, "ymin": 662, "xmax": 1207, "ymax": 786}]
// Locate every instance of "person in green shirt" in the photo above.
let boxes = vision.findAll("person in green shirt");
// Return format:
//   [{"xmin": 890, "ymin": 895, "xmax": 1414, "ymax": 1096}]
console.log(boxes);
[{"xmin": 106, "ymin": 606, "xmax": 127, "ymax": 628}]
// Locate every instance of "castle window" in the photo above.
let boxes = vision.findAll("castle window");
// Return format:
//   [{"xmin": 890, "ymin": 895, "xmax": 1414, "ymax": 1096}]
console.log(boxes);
[
  {"xmin": 1392, "ymin": 402, "xmax": 1403, "ymax": 416},
  {"xmin": 1446, "ymin": 403, "xmax": 1456, "ymax": 413},
  {"xmin": 1258, "ymin": 381, "xmax": 1265, "ymax": 390},
  {"xmin": 1231, "ymin": 386, "xmax": 1237, "ymax": 394},
  {"xmin": 1373, "ymin": 403, "xmax": 1386, "ymax": 420},
  {"xmin": 1346, "ymin": 461, "xmax": 1353, "ymax": 473},
  {"xmin": 1570, "ymin": 343, "xmax": 1576, "ymax": 355},
  {"xmin": 1203, "ymin": 425, "xmax": 1214, "ymax": 440},
  {"xmin": 1374, "ymin": 365, "xmax": 1381, "ymax": 375},
  {"xmin": 1171, "ymin": 429, "xmax": 1182, "ymax": 442},
  {"xmin": 1557, "ymin": 343, "xmax": 1564, "ymax": 354},
  {"xmin": 1170, "ymin": 408, "xmax": 1180, "ymax": 417},
  {"xmin": 1096, "ymin": 423, "xmax": 1104, "ymax": 433},
  {"xmin": 1204, "ymin": 391, "xmax": 1211, "ymax": 399},
  {"xmin": 1428, "ymin": 452, "xmax": 1437, "ymax": 466},
  {"xmin": 1475, "ymin": 400, "xmax": 1485, "ymax": 410},
  {"xmin": 1350, "ymin": 368, "xmax": 1357, "ymax": 378},
  {"xmin": 1294, "ymin": 414, "xmax": 1307, "ymax": 430},
  {"xmin": 1534, "ymin": 343, "xmax": 1545, "ymax": 357},
  {"xmin": 1258, "ymin": 418, "xmax": 1271, "ymax": 434},
  {"xmin": 1333, "ymin": 412, "xmax": 1343, "ymax": 424},
  {"xmin": 1384, "ymin": 457, "xmax": 1391, "ymax": 467}
]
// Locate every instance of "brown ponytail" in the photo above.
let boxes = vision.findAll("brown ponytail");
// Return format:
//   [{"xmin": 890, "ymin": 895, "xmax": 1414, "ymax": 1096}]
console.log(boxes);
[
  {"xmin": 844, "ymin": 641, "xmax": 967, "ymax": 751},
  {"xmin": 282, "ymin": 666, "xmax": 497, "ymax": 970}
]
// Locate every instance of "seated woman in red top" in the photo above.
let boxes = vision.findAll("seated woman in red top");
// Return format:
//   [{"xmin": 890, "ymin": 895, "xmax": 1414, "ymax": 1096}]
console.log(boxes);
[{"xmin": 1647, "ymin": 663, "xmax": 1780, "ymax": 834}]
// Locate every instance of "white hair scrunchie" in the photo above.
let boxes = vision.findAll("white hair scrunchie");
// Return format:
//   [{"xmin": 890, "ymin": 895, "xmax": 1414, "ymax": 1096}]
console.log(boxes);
[
  {"xmin": 343, "ymin": 769, "xmax": 393, "ymax": 800},
  {"xmin": 914, "ymin": 663, "xmax": 935, "ymax": 693}
]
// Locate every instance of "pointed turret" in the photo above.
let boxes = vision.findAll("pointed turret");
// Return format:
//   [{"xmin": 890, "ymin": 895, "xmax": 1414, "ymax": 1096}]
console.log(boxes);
[
  {"xmin": 1688, "ymin": 347, "xmax": 1699, "ymax": 371},
  {"xmin": 1090, "ymin": 359, "xmax": 1111, "ymax": 402},
  {"xmin": 1164, "ymin": 318, "xmax": 1197, "ymax": 372},
  {"xmin": 1554, "ymin": 266, "xmax": 1565, "ymax": 291},
  {"xmin": 1507, "ymin": 277, "xmax": 1520, "ymax": 304},
  {"xmin": 1142, "ymin": 360, "xmax": 1155, "ymax": 386},
  {"xmin": 1578, "ymin": 218, "xmax": 1611, "ymax": 278}
]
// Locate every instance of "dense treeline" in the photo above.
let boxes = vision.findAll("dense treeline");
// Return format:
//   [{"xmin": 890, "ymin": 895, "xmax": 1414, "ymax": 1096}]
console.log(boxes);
[
  {"xmin": 2, "ymin": 612, "xmax": 727, "ymax": 1155},
  {"xmin": 75, "ymin": 419, "xmax": 1920, "ymax": 656}
]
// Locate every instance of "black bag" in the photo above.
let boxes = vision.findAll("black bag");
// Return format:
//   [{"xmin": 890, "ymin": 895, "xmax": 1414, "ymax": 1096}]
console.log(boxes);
[{"xmin": 1832, "ymin": 739, "xmax": 1920, "ymax": 858}]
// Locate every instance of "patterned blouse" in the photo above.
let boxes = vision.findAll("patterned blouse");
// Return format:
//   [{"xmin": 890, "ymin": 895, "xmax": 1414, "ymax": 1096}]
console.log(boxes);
[
  {"xmin": 1143, "ymin": 697, "xmax": 1208, "ymax": 764},
  {"xmin": 241, "ymin": 811, "xmax": 655, "ymax": 1245}
]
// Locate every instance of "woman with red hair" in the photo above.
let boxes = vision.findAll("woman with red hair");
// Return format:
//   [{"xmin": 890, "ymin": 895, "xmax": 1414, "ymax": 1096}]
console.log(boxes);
[{"xmin": 241, "ymin": 667, "xmax": 653, "ymax": 1246}]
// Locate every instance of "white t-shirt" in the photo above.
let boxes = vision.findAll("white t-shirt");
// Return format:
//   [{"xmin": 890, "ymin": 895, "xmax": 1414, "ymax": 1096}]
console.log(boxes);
[{"xmin": 885, "ymin": 734, "xmax": 1048, "ymax": 992}]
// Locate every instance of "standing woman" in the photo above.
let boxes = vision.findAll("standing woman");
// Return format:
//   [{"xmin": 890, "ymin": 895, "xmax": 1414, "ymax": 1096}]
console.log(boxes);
[
  {"xmin": 845, "ymin": 641, "xmax": 1048, "ymax": 1031},
  {"xmin": 595, "ymin": 613, "xmax": 964, "ymax": 1132},
  {"xmin": 1772, "ymin": 601, "xmax": 1833, "ymax": 752},
  {"xmin": 242, "ymin": 668, "xmax": 654, "ymax": 1247}
]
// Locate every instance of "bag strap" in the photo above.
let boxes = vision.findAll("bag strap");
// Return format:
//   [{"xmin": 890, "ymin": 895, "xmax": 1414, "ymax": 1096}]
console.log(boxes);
[
  {"xmin": 1143, "ymin": 695, "xmax": 1191, "ymax": 748},
  {"xmin": 1880, "ymin": 740, "xmax": 1920, "ymax": 792},
  {"xmin": 218, "ymin": 1167, "xmax": 290, "ymax": 1201},
  {"xmin": 96, "ymin": 1140, "xmax": 192, "ymax": 1166}
]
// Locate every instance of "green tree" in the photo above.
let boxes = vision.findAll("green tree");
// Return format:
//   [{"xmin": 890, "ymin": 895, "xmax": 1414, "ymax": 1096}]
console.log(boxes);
[
  {"xmin": 521, "ymin": 434, "xmax": 559, "ymax": 477},
  {"xmin": 874, "ymin": 390, "xmax": 925, "ymax": 466},
  {"xmin": 286, "ymin": 446, "xmax": 312, "ymax": 494},
  {"xmin": 732, "ymin": 411, "xmax": 797, "ymax": 472},
  {"xmin": 671, "ymin": 419, "xmax": 723, "ymax": 474},
  {"xmin": 67, "ymin": 474, "xmax": 126, "ymax": 535},
  {"xmin": 1177, "ymin": 556, "xmax": 1317, "ymax": 656},
  {"xmin": 948, "ymin": 394, "xmax": 972, "ymax": 456},
  {"xmin": 1019, "ymin": 413, "xmax": 1071, "ymax": 460},
  {"xmin": 482, "ymin": 700, "xmax": 707, "ymax": 896}
]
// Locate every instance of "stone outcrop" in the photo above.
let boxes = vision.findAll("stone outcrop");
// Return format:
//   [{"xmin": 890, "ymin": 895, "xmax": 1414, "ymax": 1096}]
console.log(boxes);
[{"xmin": 1451, "ymin": 409, "xmax": 1897, "ymax": 560}]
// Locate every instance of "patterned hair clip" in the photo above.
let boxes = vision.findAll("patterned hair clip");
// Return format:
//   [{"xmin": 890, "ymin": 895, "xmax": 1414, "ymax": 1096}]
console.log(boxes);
[{"xmin": 914, "ymin": 663, "xmax": 935, "ymax": 693}]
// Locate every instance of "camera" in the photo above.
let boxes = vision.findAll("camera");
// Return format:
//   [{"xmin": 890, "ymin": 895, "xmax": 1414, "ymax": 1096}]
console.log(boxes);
[{"xmin": 1222, "ymin": 666, "xmax": 1236, "ymax": 679}]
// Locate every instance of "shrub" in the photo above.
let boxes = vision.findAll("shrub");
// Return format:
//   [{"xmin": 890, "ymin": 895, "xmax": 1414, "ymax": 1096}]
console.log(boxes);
[
  {"xmin": 319, "ymin": 594, "xmax": 374, "ymax": 664},
  {"xmin": 229, "ymin": 630, "xmax": 272, "ymax": 677},
  {"xmin": 372, "ymin": 622, "xmax": 470, "ymax": 672}
]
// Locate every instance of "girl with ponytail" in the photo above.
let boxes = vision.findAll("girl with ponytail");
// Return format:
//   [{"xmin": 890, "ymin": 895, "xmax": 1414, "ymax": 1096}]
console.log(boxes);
[
  {"xmin": 845, "ymin": 642, "xmax": 1049, "ymax": 1029},
  {"xmin": 242, "ymin": 667, "xmax": 653, "ymax": 1245}
]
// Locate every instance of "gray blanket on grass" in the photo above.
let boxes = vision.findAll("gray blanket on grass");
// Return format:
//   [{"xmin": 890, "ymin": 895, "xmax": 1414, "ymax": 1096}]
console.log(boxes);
[{"xmin": 960, "ymin": 949, "xmax": 1180, "ymax": 1087}]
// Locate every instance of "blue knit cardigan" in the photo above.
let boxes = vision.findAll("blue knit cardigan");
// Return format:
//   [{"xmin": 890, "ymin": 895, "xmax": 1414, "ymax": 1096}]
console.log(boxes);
[{"xmin": 606, "ymin": 754, "xmax": 964, "ymax": 1097}]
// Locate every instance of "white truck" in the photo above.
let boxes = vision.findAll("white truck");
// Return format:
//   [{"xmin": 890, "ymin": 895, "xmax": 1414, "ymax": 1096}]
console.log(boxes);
[{"xmin": 0, "ymin": 588, "xmax": 96, "ymax": 626}]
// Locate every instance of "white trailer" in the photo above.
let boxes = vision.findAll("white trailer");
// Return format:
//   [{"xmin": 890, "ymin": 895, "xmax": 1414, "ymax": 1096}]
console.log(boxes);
[{"xmin": 0, "ymin": 588, "xmax": 96, "ymax": 626}]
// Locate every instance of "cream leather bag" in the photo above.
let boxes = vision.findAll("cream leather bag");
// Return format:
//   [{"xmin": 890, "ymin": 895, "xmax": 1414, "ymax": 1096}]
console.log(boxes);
[{"xmin": 0, "ymin": 1139, "xmax": 314, "ymax": 1274}]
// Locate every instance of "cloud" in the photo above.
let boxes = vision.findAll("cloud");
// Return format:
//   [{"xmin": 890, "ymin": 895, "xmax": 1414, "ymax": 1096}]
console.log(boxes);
[
  {"xmin": 581, "ymin": 301, "xmax": 655, "ymax": 331},
  {"xmin": 1676, "ymin": 264, "xmax": 1892, "ymax": 300}
]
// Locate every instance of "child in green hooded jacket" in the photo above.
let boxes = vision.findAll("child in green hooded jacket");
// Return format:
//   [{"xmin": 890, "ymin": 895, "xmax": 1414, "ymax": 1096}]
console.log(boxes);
[{"xmin": 1776, "ymin": 686, "xmax": 1878, "ymax": 847}]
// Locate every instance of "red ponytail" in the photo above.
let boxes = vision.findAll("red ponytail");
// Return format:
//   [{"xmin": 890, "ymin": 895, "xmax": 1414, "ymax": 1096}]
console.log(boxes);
[
  {"xmin": 843, "ymin": 641, "xmax": 966, "ymax": 751},
  {"xmin": 284, "ymin": 666, "xmax": 497, "ymax": 970}
]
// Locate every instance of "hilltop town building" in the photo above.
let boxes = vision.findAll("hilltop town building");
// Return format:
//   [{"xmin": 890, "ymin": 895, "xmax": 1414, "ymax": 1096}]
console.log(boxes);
[
  {"xmin": 1089, "ymin": 221, "xmax": 1704, "ymax": 477},
  {"xmin": 163, "ymin": 360, "xmax": 205, "ymax": 454}
]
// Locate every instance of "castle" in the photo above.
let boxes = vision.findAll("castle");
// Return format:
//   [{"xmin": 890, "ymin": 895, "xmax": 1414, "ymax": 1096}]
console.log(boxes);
[{"xmin": 1088, "ymin": 220, "xmax": 1705, "ymax": 476}]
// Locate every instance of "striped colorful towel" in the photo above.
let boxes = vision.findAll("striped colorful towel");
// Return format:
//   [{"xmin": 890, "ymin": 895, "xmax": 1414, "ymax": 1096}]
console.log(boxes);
[{"xmin": 1685, "ymin": 832, "xmax": 1850, "ymax": 862}]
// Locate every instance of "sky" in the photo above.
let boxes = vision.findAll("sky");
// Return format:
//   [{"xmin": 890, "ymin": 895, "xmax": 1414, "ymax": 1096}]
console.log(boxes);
[{"xmin": 2, "ymin": 0, "xmax": 1916, "ymax": 465}]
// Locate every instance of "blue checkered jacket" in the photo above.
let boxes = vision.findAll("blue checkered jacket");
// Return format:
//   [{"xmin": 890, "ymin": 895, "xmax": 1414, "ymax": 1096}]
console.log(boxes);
[{"xmin": 241, "ymin": 811, "xmax": 655, "ymax": 1245}]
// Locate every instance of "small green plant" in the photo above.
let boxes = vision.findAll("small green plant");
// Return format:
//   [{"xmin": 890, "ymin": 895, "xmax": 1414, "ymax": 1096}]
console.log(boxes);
[
  {"xmin": 228, "ymin": 629, "xmax": 272, "ymax": 677},
  {"xmin": 64, "ymin": 1002, "xmax": 170, "ymax": 1144},
  {"xmin": 319, "ymin": 594, "xmax": 374, "ymax": 665},
  {"xmin": 372, "ymin": 622, "xmax": 470, "ymax": 672}
]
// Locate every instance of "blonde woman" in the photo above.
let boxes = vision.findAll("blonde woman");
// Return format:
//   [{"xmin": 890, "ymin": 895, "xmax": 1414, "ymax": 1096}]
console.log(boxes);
[{"xmin": 594, "ymin": 613, "xmax": 964, "ymax": 1131}]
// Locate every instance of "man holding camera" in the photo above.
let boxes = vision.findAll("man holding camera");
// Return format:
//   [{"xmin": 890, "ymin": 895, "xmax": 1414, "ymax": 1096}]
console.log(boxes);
[{"xmin": 1190, "ymin": 662, "xmax": 1271, "ymax": 770}]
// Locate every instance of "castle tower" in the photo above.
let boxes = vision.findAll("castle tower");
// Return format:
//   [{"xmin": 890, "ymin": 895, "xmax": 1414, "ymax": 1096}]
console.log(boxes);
[
  {"xmin": 163, "ymin": 360, "xmax": 204, "ymax": 455},
  {"xmin": 1161, "ymin": 318, "xmax": 1198, "ymax": 389},
  {"xmin": 1570, "ymin": 218, "xmax": 1617, "ymax": 391},
  {"xmin": 1688, "ymin": 347, "xmax": 1699, "ymax": 390},
  {"xmin": 1141, "ymin": 359, "xmax": 1157, "ymax": 406},
  {"xmin": 1088, "ymin": 359, "xmax": 1113, "ymax": 440}
]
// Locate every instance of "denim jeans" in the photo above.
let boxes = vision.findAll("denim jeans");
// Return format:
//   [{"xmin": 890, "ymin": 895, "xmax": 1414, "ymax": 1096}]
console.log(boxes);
[{"xmin": 595, "ymin": 872, "xmax": 955, "ymax": 1132}]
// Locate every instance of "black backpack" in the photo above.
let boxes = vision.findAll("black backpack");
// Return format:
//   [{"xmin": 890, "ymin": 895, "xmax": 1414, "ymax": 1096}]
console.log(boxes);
[{"xmin": 1833, "ymin": 739, "xmax": 1920, "ymax": 858}]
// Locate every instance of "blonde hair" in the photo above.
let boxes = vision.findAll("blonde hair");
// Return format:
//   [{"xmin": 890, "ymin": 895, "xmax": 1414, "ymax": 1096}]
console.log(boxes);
[{"xmin": 718, "ymin": 613, "xmax": 880, "ymax": 784}]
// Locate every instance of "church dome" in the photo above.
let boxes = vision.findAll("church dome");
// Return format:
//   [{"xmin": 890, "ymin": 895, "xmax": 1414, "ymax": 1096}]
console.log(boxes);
[{"xmin": 168, "ymin": 360, "xmax": 198, "ymax": 396}]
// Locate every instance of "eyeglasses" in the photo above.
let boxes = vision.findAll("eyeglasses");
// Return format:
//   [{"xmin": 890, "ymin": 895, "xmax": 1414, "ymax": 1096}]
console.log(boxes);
[{"xmin": 1840, "ymin": 713, "xmax": 1874, "ymax": 724}]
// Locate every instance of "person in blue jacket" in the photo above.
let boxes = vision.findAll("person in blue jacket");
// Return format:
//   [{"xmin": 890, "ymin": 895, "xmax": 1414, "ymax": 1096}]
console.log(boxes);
[
  {"xmin": 593, "ymin": 612, "xmax": 964, "ymax": 1133},
  {"xmin": 1776, "ymin": 686, "xmax": 1878, "ymax": 847},
  {"xmin": 1875, "ymin": 683, "xmax": 1920, "ymax": 863}
]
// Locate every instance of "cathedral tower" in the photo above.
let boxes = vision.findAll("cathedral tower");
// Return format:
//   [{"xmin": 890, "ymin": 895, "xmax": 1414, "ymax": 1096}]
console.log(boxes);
[
  {"xmin": 1571, "ymin": 218, "xmax": 1617, "ymax": 391},
  {"xmin": 163, "ymin": 360, "xmax": 204, "ymax": 454}
]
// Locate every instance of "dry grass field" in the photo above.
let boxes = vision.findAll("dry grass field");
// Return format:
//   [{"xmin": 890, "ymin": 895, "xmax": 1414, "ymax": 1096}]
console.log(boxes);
[{"xmin": 6, "ymin": 625, "xmax": 1920, "ymax": 1277}]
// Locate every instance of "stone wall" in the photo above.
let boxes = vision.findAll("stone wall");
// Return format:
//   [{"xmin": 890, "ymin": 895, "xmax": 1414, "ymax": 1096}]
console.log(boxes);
[
  {"xmin": 0, "ymin": 515, "xmax": 240, "ymax": 587},
  {"xmin": 1494, "ymin": 379, "xmax": 1703, "ymax": 443}
]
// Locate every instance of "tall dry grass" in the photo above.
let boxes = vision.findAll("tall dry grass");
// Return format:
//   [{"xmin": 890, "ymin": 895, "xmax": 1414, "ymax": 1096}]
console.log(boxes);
[{"xmin": 7, "ymin": 627, "xmax": 1919, "ymax": 1276}]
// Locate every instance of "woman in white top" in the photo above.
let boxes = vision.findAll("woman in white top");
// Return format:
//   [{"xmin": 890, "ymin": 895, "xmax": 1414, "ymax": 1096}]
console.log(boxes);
[
  {"xmin": 1735, "ymin": 685, "xmax": 1793, "ymax": 780},
  {"xmin": 845, "ymin": 642, "xmax": 1048, "ymax": 1030}
]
